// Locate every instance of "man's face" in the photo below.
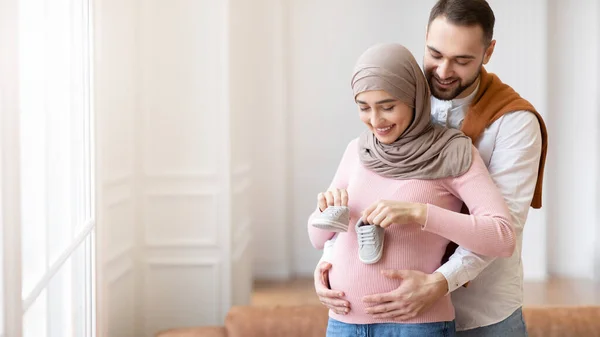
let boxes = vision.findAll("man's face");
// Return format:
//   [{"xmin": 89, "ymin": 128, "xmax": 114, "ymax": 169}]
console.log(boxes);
[{"xmin": 424, "ymin": 16, "xmax": 495, "ymax": 100}]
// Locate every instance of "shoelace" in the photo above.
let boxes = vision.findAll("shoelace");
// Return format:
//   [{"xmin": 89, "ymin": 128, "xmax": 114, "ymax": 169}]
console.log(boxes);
[{"xmin": 357, "ymin": 226, "xmax": 377, "ymax": 245}]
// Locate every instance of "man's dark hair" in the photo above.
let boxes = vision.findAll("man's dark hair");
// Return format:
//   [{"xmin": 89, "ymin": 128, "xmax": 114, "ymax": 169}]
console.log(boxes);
[{"xmin": 428, "ymin": 0, "xmax": 495, "ymax": 46}]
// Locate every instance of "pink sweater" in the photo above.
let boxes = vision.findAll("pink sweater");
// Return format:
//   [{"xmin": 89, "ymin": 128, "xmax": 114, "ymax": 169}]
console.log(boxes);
[{"xmin": 308, "ymin": 139, "xmax": 515, "ymax": 325}]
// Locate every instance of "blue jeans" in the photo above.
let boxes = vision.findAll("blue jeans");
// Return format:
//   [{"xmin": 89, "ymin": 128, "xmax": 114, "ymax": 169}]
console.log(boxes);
[
  {"xmin": 457, "ymin": 308, "xmax": 528, "ymax": 337},
  {"xmin": 326, "ymin": 318, "xmax": 456, "ymax": 337}
]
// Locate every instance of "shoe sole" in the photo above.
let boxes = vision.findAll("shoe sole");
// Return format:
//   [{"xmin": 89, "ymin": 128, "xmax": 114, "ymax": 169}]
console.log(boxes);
[
  {"xmin": 359, "ymin": 231, "xmax": 385, "ymax": 264},
  {"xmin": 310, "ymin": 219, "xmax": 349, "ymax": 232}
]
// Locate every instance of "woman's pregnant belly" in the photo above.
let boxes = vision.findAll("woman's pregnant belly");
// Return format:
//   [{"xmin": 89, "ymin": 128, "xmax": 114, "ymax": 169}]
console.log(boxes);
[{"xmin": 327, "ymin": 228, "xmax": 450, "ymax": 322}]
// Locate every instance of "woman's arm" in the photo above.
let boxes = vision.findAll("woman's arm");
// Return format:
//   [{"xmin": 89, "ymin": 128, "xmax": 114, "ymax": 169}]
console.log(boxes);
[
  {"xmin": 422, "ymin": 145, "xmax": 516, "ymax": 257},
  {"xmin": 362, "ymin": 146, "xmax": 515, "ymax": 257}
]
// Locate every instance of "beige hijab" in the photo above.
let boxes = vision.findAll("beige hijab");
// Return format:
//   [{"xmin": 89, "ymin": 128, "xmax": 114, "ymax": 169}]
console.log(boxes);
[{"xmin": 353, "ymin": 43, "xmax": 472, "ymax": 180}]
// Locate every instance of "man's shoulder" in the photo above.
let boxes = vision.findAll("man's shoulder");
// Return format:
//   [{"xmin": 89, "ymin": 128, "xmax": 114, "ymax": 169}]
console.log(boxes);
[
  {"xmin": 487, "ymin": 110, "xmax": 542, "ymax": 149},
  {"xmin": 489, "ymin": 109, "xmax": 539, "ymax": 127}
]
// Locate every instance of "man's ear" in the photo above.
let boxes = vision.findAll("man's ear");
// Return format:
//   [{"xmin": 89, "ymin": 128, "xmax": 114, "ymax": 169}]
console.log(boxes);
[{"xmin": 483, "ymin": 40, "xmax": 496, "ymax": 65}]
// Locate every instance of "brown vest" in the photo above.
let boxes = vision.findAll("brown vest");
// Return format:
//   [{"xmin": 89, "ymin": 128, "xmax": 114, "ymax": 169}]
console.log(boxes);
[
  {"xmin": 462, "ymin": 67, "xmax": 548, "ymax": 208},
  {"xmin": 442, "ymin": 68, "xmax": 548, "ymax": 267}
]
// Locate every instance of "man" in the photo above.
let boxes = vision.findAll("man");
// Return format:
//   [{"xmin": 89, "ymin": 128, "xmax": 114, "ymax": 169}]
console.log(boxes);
[{"xmin": 314, "ymin": 0, "xmax": 548, "ymax": 336}]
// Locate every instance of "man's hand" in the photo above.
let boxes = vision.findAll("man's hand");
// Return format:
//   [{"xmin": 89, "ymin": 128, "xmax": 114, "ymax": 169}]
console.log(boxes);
[
  {"xmin": 362, "ymin": 270, "xmax": 448, "ymax": 320},
  {"xmin": 314, "ymin": 261, "xmax": 350, "ymax": 315}
]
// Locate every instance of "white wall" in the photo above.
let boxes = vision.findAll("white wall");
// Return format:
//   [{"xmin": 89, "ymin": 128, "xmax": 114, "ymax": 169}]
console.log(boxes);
[
  {"xmin": 597, "ymin": 1, "xmax": 600, "ymax": 282},
  {"xmin": 229, "ymin": 0, "xmax": 275, "ymax": 305},
  {"xmin": 484, "ymin": 0, "xmax": 549, "ymax": 281},
  {"xmin": 95, "ymin": 0, "xmax": 265, "ymax": 336},
  {"xmin": 288, "ymin": 0, "xmax": 435, "ymax": 275},
  {"xmin": 93, "ymin": 0, "xmax": 138, "ymax": 335},
  {"xmin": 286, "ymin": 0, "xmax": 551, "ymax": 280},
  {"xmin": 243, "ymin": 0, "xmax": 293, "ymax": 281},
  {"xmin": 546, "ymin": 0, "xmax": 599, "ymax": 279},
  {"xmin": 137, "ymin": 0, "xmax": 231, "ymax": 334}
]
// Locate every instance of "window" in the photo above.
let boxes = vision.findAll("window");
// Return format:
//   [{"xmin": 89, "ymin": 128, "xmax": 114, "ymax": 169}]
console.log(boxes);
[{"xmin": 1, "ymin": 0, "xmax": 95, "ymax": 336}]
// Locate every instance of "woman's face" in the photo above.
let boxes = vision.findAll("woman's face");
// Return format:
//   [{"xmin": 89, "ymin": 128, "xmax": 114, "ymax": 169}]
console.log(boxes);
[{"xmin": 356, "ymin": 90, "xmax": 413, "ymax": 144}]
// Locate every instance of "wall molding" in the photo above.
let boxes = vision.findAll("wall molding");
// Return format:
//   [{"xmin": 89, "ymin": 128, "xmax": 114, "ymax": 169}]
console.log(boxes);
[
  {"xmin": 146, "ymin": 257, "xmax": 220, "ymax": 268},
  {"xmin": 142, "ymin": 171, "xmax": 218, "ymax": 180},
  {"xmin": 143, "ymin": 193, "xmax": 219, "ymax": 247},
  {"xmin": 144, "ymin": 189, "xmax": 218, "ymax": 197},
  {"xmin": 107, "ymin": 255, "xmax": 134, "ymax": 286},
  {"xmin": 142, "ymin": 172, "xmax": 219, "ymax": 195},
  {"xmin": 145, "ymin": 239, "xmax": 218, "ymax": 249},
  {"xmin": 233, "ymin": 219, "xmax": 251, "ymax": 247},
  {"xmin": 104, "ymin": 174, "xmax": 132, "ymax": 187},
  {"xmin": 233, "ymin": 221, "xmax": 252, "ymax": 261},
  {"xmin": 105, "ymin": 244, "xmax": 134, "ymax": 265},
  {"xmin": 103, "ymin": 176, "xmax": 133, "ymax": 208},
  {"xmin": 232, "ymin": 164, "xmax": 251, "ymax": 177},
  {"xmin": 142, "ymin": 257, "xmax": 222, "ymax": 333},
  {"xmin": 232, "ymin": 177, "xmax": 251, "ymax": 195}
]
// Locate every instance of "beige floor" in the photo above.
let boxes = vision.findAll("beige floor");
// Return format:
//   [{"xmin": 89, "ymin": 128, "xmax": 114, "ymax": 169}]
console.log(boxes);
[{"xmin": 252, "ymin": 277, "xmax": 600, "ymax": 307}]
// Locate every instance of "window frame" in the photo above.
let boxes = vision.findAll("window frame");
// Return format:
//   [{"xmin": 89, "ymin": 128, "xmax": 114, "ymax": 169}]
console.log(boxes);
[{"xmin": 0, "ymin": 0, "xmax": 96, "ymax": 335}]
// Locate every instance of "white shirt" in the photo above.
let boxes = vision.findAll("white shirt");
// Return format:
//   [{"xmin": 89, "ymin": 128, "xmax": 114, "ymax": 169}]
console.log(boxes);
[{"xmin": 431, "ymin": 89, "xmax": 543, "ymax": 330}]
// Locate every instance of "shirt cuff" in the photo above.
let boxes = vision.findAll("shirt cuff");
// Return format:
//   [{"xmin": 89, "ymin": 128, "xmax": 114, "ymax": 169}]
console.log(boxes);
[
  {"xmin": 320, "ymin": 236, "xmax": 337, "ymax": 262},
  {"xmin": 436, "ymin": 259, "xmax": 471, "ymax": 294}
]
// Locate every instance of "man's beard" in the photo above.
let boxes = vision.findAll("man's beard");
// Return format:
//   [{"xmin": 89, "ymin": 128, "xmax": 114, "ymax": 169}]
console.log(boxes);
[{"xmin": 425, "ymin": 69, "xmax": 480, "ymax": 101}]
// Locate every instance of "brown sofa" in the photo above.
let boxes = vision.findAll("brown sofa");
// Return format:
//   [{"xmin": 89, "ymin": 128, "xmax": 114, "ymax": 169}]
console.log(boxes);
[{"xmin": 156, "ymin": 305, "xmax": 600, "ymax": 337}]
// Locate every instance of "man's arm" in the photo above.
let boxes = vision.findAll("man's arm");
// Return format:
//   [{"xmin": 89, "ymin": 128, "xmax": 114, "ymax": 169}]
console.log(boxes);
[
  {"xmin": 362, "ymin": 110, "xmax": 543, "ymax": 320},
  {"xmin": 437, "ymin": 110, "xmax": 543, "ymax": 292}
]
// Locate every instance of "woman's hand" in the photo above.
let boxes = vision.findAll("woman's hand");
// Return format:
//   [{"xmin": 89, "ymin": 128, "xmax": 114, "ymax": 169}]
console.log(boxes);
[
  {"xmin": 317, "ymin": 188, "xmax": 349, "ymax": 212},
  {"xmin": 362, "ymin": 200, "xmax": 427, "ymax": 228},
  {"xmin": 314, "ymin": 261, "xmax": 350, "ymax": 315}
]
